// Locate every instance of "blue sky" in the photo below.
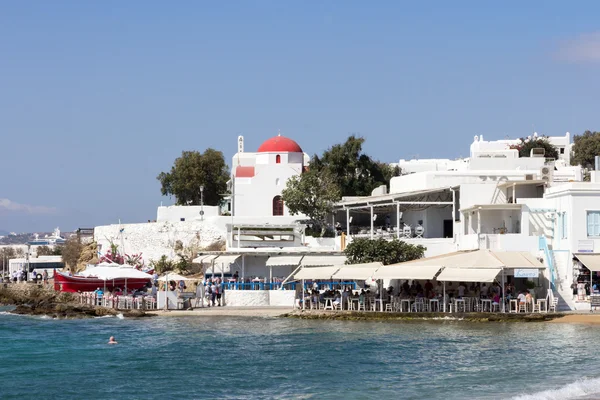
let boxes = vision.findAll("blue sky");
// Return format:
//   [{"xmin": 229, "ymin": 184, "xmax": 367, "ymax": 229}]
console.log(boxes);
[{"xmin": 1, "ymin": 1, "xmax": 600, "ymax": 232}]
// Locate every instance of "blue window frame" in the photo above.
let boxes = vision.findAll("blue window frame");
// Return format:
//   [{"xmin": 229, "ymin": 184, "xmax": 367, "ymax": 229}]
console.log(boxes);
[{"xmin": 587, "ymin": 211, "xmax": 600, "ymax": 237}]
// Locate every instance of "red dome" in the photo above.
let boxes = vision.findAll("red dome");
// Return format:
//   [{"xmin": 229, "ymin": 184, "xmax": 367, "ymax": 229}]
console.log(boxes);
[{"xmin": 257, "ymin": 135, "xmax": 303, "ymax": 153}]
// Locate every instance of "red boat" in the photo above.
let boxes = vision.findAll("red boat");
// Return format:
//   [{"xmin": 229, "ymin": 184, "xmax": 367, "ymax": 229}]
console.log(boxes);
[{"xmin": 53, "ymin": 270, "xmax": 152, "ymax": 293}]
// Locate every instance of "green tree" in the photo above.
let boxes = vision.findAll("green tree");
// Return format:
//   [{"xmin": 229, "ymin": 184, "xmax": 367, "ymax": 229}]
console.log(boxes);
[
  {"xmin": 510, "ymin": 136, "xmax": 559, "ymax": 159},
  {"xmin": 157, "ymin": 149, "xmax": 230, "ymax": 206},
  {"xmin": 281, "ymin": 166, "xmax": 341, "ymax": 236},
  {"xmin": 150, "ymin": 255, "xmax": 174, "ymax": 274},
  {"xmin": 572, "ymin": 131, "xmax": 600, "ymax": 168},
  {"xmin": 315, "ymin": 135, "xmax": 399, "ymax": 197},
  {"xmin": 344, "ymin": 237, "xmax": 426, "ymax": 265}
]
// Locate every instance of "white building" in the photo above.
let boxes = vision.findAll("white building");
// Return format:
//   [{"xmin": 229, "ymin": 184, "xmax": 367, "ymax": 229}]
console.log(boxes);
[
  {"xmin": 334, "ymin": 132, "xmax": 596, "ymax": 311},
  {"xmin": 230, "ymin": 134, "xmax": 310, "ymax": 217}
]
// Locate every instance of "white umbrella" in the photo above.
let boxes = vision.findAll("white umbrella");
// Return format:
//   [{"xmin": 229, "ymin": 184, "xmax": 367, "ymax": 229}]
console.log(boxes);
[{"xmin": 158, "ymin": 273, "xmax": 192, "ymax": 281}]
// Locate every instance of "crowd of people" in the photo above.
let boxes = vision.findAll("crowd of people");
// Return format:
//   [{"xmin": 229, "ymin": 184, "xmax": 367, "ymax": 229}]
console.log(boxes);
[{"xmin": 297, "ymin": 280, "xmax": 536, "ymax": 311}]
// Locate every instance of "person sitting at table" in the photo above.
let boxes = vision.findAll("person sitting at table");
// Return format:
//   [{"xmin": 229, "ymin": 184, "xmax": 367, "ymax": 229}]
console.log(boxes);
[
  {"xmin": 402, "ymin": 280, "xmax": 410, "ymax": 294},
  {"xmin": 359, "ymin": 289, "xmax": 366, "ymax": 306},
  {"xmin": 446, "ymin": 282, "xmax": 455, "ymax": 298},
  {"xmin": 492, "ymin": 293, "xmax": 500, "ymax": 307},
  {"xmin": 333, "ymin": 292, "xmax": 342, "ymax": 308},
  {"xmin": 457, "ymin": 282, "xmax": 466, "ymax": 299},
  {"xmin": 517, "ymin": 291, "xmax": 526, "ymax": 305},
  {"xmin": 113, "ymin": 287, "xmax": 122, "ymax": 296},
  {"xmin": 415, "ymin": 281, "xmax": 423, "ymax": 294},
  {"xmin": 424, "ymin": 280, "xmax": 433, "ymax": 297},
  {"xmin": 525, "ymin": 290, "xmax": 533, "ymax": 303},
  {"xmin": 480, "ymin": 283, "xmax": 489, "ymax": 298},
  {"xmin": 233, "ymin": 271, "xmax": 239, "ymax": 281}
]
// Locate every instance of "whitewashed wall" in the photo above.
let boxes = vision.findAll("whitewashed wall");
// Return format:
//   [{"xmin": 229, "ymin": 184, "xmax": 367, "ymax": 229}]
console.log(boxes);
[
  {"xmin": 157, "ymin": 205, "xmax": 220, "ymax": 222},
  {"xmin": 224, "ymin": 290, "xmax": 295, "ymax": 307},
  {"xmin": 94, "ymin": 220, "xmax": 226, "ymax": 263}
]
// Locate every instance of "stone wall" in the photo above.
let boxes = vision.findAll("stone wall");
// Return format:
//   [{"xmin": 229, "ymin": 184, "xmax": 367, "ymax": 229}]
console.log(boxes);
[{"xmin": 94, "ymin": 220, "xmax": 226, "ymax": 264}]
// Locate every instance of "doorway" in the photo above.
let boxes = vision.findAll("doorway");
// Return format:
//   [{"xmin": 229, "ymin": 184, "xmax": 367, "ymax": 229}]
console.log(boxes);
[{"xmin": 443, "ymin": 219, "xmax": 453, "ymax": 238}]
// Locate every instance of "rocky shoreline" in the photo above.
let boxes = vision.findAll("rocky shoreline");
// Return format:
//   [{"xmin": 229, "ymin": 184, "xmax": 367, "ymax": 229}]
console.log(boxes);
[
  {"xmin": 283, "ymin": 310, "xmax": 565, "ymax": 322},
  {"xmin": 0, "ymin": 283, "xmax": 154, "ymax": 319}
]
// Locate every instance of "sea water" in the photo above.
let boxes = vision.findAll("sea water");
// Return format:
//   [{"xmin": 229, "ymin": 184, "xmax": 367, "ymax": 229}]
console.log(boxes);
[{"xmin": 1, "ymin": 309, "xmax": 599, "ymax": 400}]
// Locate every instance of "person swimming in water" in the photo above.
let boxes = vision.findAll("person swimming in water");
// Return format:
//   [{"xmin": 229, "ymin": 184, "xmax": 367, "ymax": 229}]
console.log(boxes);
[{"xmin": 108, "ymin": 336, "xmax": 118, "ymax": 344}]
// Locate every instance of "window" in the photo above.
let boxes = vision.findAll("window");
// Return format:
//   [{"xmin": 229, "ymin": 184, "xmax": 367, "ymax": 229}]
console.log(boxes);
[
  {"xmin": 587, "ymin": 211, "xmax": 600, "ymax": 237},
  {"xmin": 276, "ymin": 154, "xmax": 281, "ymax": 164},
  {"xmin": 180, "ymin": 218, "xmax": 185, "ymax": 222},
  {"xmin": 272, "ymin": 196, "xmax": 284, "ymax": 216},
  {"xmin": 560, "ymin": 148, "xmax": 565, "ymax": 154}
]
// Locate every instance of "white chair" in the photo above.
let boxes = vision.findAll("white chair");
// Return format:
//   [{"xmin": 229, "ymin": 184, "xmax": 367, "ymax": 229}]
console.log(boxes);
[
  {"xmin": 385, "ymin": 303, "xmax": 393, "ymax": 312},
  {"xmin": 549, "ymin": 297, "xmax": 558, "ymax": 312}
]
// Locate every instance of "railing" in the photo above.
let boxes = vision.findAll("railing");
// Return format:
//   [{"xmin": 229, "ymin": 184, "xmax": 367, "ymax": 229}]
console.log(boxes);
[
  {"xmin": 539, "ymin": 235, "xmax": 556, "ymax": 290},
  {"xmin": 221, "ymin": 282, "xmax": 298, "ymax": 291},
  {"xmin": 303, "ymin": 281, "xmax": 358, "ymax": 290},
  {"xmin": 218, "ymin": 281, "xmax": 358, "ymax": 291}
]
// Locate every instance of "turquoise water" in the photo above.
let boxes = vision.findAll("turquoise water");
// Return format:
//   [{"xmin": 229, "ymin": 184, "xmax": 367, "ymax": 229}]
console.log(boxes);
[{"xmin": 1, "ymin": 310, "xmax": 600, "ymax": 400}]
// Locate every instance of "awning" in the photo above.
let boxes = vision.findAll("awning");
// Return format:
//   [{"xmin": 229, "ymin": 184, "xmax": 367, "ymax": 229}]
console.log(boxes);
[
  {"xmin": 437, "ymin": 268, "xmax": 501, "ymax": 283},
  {"xmin": 266, "ymin": 255, "xmax": 303, "ymax": 267},
  {"xmin": 192, "ymin": 254, "xmax": 218, "ymax": 264},
  {"xmin": 492, "ymin": 251, "xmax": 545, "ymax": 269},
  {"xmin": 332, "ymin": 266, "xmax": 379, "ymax": 280},
  {"xmin": 372, "ymin": 265, "xmax": 441, "ymax": 280},
  {"xmin": 294, "ymin": 266, "xmax": 340, "ymax": 280},
  {"xmin": 394, "ymin": 250, "xmax": 543, "ymax": 269},
  {"xmin": 300, "ymin": 255, "xmax": 347, "ymax": 266},
  {"xmin": 213, "ymin": 255, "xmax": 241, "ymax": 266},
  {"xmin": 574, "ymin": 254, "xmax": 600, "ymax": 272}
]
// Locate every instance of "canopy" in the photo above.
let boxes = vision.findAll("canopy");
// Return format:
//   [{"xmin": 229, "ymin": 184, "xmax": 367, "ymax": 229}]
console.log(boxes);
[
  {"xmin": 213, "ymin": 255, "xmax": 241, "ymax": 266},
  {"xmin": 294, "ymin": 266, "xmax": 339, "ymax": 280},
  {"xmin": 574, "ymin": 254, "xmax": 600, "ymax": 272},
  {"xmin": 332, "ymin": 266, "xmax": 379, "ymax": 280},
  {"xmin": 158, "ymin": 273, "xmax": 193, "ymax": 281},
  {"xmin": 300, "ymin": 255, "xmax": 347, "ymax": 266},
  {"xmin": 79, "ymin": 266, "xmax": 152, "ymax": 281},
  {"xmin": 266, "ymin": 255, "xmax": 303, "ymax": 267},
  {"xmin": 372, "ymin": 265, "xmax": 441, "ymax": 280},
  {"xmin": 437, "ymin": 268, "xmax": 501, "ymax": 283},
  {"xmin": 397, "ymin": 250, "xmax": 544, "ymax": 269},
  {"xmin": 192, "ymin": 255, "xmax": 218, "ymax": 264}
]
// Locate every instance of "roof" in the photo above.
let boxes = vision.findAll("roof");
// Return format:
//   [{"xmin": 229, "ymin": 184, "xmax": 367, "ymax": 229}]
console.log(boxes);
[
  {"xmin": 437, "ymin": 267, "xmax": 501, "ymax": 283},
  {"xmin": 460, "ymin": 204, "xmax": 523, "ymax": 213},
  {"xmin": 333, "ymin": 186, "xmax": 457, "ymax": 209},
  {"xmin": 497, "ymin": 180, "xmax": 546, "ymax": 189},
  {"xmin": 257, "ymin": 135, "xmax": 303, "ymax": 153},
  {"xmin": 235, "ymin": 166, "xmax": 255, "ymax": 178},
  {"xmin": 373, "ymin": 265, "xmax": 441, "ymax": 280},
  {"xmin": 391, "ymin": 250, "xmax": 544, "ymax": 269},
  {"xmin": 295, "ymin": 266, "xmax": 340, "ymax": 280},
  {"xmin": 266, "ymin": 255, "xmax": 303, "ymax": 267}
]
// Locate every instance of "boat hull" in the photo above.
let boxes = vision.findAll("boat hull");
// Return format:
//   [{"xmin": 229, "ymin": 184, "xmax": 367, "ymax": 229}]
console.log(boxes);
[{"xmin": 53, "ymin": 271, "xmax": 151, "ymax": 293}]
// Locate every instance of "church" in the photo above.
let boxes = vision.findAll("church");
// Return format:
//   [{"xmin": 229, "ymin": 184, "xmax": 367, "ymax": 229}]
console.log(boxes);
[{"xmin": 230, "ymin": 133, "xmax": 310, "ymax": 218}]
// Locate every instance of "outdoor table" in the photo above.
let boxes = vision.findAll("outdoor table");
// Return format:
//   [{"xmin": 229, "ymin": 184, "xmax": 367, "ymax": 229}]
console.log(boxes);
[
  {"xmin": 537, "ymin": 298, "xmax": 548, "ymax": 313},
  {"xmin": 400, "ymin": 299, "xmax": 412, "ymax": 312},
  {"xmin": 324, "ymin": 297, "xmax": 334, "ymax": 310},
  {"xmin": 509, "ymin": 299, "xmax": 518, "ymax": 313},
  {"xmin": 373, "ymin": 298, "xmax": 384, "ymax": 312},
  {"xmin": 462, "ymin": 297, "xmax": 474, "ymax": 312},
  {"xmin": 480, "ymin": 299, "xmax": 492, "ymax": 312},
  {"xmin": 429, "ymin": 298, "xmax": 440, "ymax": 312},
  {"xmin": 454, "ymin": 299, "xmax": 466, "ymax": 313}
]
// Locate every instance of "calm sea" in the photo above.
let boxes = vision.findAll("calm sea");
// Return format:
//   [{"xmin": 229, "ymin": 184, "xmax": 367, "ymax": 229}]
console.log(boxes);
[{"xmin": 1, "ymin": 308, "xmax": 599, "ymax": 400}]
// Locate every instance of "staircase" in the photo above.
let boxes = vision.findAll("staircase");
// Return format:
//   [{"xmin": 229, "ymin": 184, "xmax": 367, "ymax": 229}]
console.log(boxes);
[{"xmin": 539, "ymin": 236, "xmax": 574, "ymax": 311}]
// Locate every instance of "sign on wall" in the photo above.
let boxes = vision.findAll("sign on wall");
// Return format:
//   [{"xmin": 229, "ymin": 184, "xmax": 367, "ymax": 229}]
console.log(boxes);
[
  {"xmin": 514, "ymin": 269, "xmax": 540, "ymax": 278},
  {"xmin": 578, "ymin": 240, "xmax": 595, "ymax": 253}
]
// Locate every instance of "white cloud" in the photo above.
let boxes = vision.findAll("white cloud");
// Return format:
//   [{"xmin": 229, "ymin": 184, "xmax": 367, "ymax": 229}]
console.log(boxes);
[
  {"xmin": 0, "ymin": 198, "xmax": 57, "ymax": 214},
  {"xmin": 555, "ymin": 32, "xmax": 600, "ymax": 63}
]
